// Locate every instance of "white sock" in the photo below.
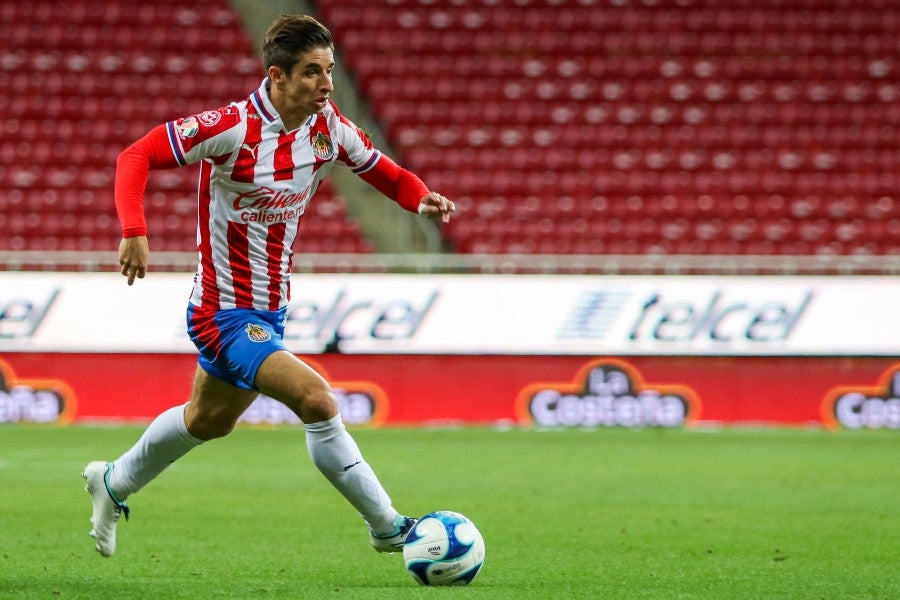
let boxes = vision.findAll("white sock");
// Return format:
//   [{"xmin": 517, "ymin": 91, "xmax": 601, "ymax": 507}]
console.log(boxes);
[
  {"xmin": 305, "ymin": 414, "xmax": 398, "ymax": 534},
  {"xmin": 109, "ymin": 403, "xmax": 204, "ymax": 499}
]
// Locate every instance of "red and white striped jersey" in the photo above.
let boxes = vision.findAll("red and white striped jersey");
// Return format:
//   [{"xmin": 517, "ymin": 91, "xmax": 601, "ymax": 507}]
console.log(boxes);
[{"xmin": 164, "ymin": 79, "xmax": 381, "ymax": 312}]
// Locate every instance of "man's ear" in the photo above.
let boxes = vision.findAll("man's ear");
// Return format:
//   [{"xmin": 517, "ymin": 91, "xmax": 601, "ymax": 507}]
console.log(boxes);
[{"xmin": 268, "ymin": 65, "xmax": 285, "ymax": 84}]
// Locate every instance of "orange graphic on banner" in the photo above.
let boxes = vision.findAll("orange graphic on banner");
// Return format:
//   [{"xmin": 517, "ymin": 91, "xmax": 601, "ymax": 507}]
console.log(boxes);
[
  {"xmin": 516, "ymin": 358, "xmax": 701, "ymax": 428},
  {"xmin": 0, "ymin": 359, "xmax": 77, "ymax": 424},
  {"xmin": 820, "ymin": 362, "xmax": 900, "ymax": 431}
]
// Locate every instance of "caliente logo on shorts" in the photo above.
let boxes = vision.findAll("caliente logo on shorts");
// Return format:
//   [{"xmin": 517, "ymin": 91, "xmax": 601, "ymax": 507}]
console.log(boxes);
[{"xmin": 245, "ymin": 323, "xmax": 271, "ymax": 343}]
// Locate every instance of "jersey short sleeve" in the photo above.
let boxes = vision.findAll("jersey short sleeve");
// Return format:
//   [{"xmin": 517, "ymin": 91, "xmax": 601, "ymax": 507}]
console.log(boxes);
[
  {"xmin": 327, "ymin": 104, "xmax": 380, "ymax": 175},
  {"xmin": 165, "ymin": 104, "xmax": 246, "ymax": 166}
]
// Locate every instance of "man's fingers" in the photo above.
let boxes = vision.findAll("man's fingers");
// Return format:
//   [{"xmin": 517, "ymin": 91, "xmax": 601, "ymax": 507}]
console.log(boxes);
[
  {"xmin": 418, "ymin": 194, "xmax": 456, "ymax": 222},
  {"xmin": 121, "ymin": 263, "xmax": 145, "ymax": 286},
  {"xmin": 435, "ymin": 196, "xmax": 454, "ymax": 222},
  {"xmin": 118, "ymin": 236, "xmax": 150, "ymax": 286},
  {"xmin": 426, "ymin": 194, "xmax": 454, "ymax": 221}
]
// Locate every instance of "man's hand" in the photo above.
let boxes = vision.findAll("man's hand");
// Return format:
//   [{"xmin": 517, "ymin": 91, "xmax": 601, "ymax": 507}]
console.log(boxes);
[
  {"xmin": 118, "ymin": 236, "xmax": 149, "ymax": 286},
  {"xmin": 417, "ymin": 192, "xmax": 456, "ymax": 223}
]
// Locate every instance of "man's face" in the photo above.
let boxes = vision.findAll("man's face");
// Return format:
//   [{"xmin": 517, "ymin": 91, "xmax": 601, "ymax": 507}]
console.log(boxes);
[{"xmin": 269, "ymin": 46, "xmax": 335, "ymax": 123}]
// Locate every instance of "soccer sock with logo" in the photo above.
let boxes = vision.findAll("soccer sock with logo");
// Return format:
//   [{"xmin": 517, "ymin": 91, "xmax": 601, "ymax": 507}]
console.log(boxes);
[
  {"xmin": 305, "ymin": 414, "xmax": 399, "ymax": 534},
  {"xmin": 108, "ymin": 402, "xmax": 205, "ymax": 499}
]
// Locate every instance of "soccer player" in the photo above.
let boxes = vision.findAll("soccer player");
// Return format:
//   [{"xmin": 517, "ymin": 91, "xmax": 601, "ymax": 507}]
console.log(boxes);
[{"xmin": 82, "ymin": 14, "xmax": 454, "ymax": 557}]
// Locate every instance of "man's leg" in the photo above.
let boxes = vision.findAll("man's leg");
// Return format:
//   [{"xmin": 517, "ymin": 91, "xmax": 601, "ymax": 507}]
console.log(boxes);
[
  {"xmin": 83, "ymin": 367, "xmax": 257, "ymax": 556},
  {"xmin": 254, "ymin": 350, "xmax": 415, "ymax": 552},
  {"xmin": 110, "ymin": 367, "xmax": 258, "ymax": 493}
]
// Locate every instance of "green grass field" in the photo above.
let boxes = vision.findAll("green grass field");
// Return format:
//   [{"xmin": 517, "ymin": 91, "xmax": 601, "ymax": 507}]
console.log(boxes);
[{"xmin": 0, "ymin": 425, "xmax": 897, "ymax": 599}]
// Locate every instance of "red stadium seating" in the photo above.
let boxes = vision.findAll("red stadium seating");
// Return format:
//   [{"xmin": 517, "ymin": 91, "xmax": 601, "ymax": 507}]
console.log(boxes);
[
  {"xmin": 316, "ymin": 0, "xmax": 899, "ymax": 256},
  {"xmin": 2, "ymin": 1, "xmax": 896, "ymax": 258},
  {"xmin": 0, "ymin": 0, "xmax": 371, "ymax": 254}
]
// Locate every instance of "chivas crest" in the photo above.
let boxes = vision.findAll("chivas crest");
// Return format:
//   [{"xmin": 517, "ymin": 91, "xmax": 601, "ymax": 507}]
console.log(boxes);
[
  {"xmin": 312, "ymin": 131, "xmax": 334, "ymax": 160},
  {"xmin": 245, "ymin": 323, "xmax": 271, "ymax": 342}
]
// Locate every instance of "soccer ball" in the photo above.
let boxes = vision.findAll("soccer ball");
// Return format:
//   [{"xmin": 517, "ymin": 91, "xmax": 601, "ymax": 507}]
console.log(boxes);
[{"xmin": 402, "ymin": 511, "xmax": 485, "ymax": 586}]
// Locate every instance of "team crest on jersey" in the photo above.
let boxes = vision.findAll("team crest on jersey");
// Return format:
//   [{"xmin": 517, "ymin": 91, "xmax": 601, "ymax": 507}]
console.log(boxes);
[
  {"xmin": 176, "ymin": 116, "xmax": 199, "ymax": 139},
  {"xmin": 312, "ymin": 132, "xmax": 334, "ymax": 160},
  {"xmin": 245, "ymin": 323, "xmax": 271, "ymax": 343},
  {"xmin": 198, "ymin": 110, "xmax": 222, "ymax": 127}
]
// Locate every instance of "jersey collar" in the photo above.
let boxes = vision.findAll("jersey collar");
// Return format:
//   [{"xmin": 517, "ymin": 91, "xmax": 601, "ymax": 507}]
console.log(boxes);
[
  {"xmin": 250, "ymin": 79, "xmax": 279, "ymax": 125},
  {"xmin": 251, "ymin": 78, "xmax": 318, "ymax": 130}
]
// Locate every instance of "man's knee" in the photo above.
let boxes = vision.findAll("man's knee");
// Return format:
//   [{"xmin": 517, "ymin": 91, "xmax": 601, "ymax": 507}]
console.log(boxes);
[
  {"xmin": 254, "ymin": 351, "xmax": 340, "ymax": 423},
  {"xmin": 186, "ymin": 415, "xmax": 237, "ymax": 440},
  {"xmin": 187, "ymin": 366, "xmax": 258, "ymax": 440},
  {"xmin": 184, "ymin": 398, "xmax": 245, "ymax": 440},
  {"xmin": 299, "ymin": 384, "xmax": 339, "ymax": 424}
]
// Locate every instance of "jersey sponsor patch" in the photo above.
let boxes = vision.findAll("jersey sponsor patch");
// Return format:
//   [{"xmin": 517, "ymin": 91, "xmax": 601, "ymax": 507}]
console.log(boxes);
[
  {"xmin": 245, "ymin": 323, "xmax": 272, "ymax": 342},
  {"xmin": 176, "ymin": 116, "xmax": 199, "ymax": 139},
  {"xmin": 312, "ymin": 131, "xmax": 334, "ymax": 160}
]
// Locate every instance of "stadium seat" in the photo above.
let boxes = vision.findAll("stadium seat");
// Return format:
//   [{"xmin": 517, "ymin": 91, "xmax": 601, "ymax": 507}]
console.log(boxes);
[
  {"xmin": 316, "ymin": 0, "xmax": 898, "ymax": 256},
  {"xmin": 4, "ymin": 1, "xmax": 897, "ymax": 258},
  {"xmin": 0, "ymin": 0, "xmax": 372, "ymax": 254}
]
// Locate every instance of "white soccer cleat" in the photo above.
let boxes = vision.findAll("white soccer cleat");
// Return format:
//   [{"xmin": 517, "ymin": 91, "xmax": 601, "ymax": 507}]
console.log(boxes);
[
  {"xmin": 370, "ymin": 515, "xmax": 417, "ymax": 553},
  {"xmin": 82, "ymin": 461, "xmax": 130, "ymax": 557}
]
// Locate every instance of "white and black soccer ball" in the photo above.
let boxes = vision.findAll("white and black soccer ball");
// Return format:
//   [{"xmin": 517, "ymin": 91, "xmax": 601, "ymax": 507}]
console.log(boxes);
[{"xmin": 402, "ymin": 511, "xmax": 486, "ymax": 586}]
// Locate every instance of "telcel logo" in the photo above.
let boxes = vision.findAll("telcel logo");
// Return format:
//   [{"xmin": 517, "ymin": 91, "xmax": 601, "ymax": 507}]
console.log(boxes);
[
  {"xmin": 284, "ymin": 288, "xmax": 438, "ymax": 351},
  {"xmin": 0, "ymin": 289, "xmax": 60, "ymax": 340},
  {"xmin": 822, "ymin": 364, "xmax": 900, "ymax": 430},
  {"xmin": 629, "ymin": 291, "xmax": 812, "ymax": 342}
]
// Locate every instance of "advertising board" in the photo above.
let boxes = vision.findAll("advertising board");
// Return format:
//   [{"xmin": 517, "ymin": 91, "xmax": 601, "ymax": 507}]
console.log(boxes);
[
  {"xmin": 2, "ymin": 272, "xmax": 897, "ymax": 428},
  {"xmin": 2, "ymin": 272, "xmax": 898, "ymax": 356},
  {"xmin": 1, "ymin": 353, "xmax": 897, "ymax": 430}
]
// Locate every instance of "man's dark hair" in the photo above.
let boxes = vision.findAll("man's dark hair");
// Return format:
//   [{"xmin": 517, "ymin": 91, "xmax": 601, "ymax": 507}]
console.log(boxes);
[{"xmin": 263, "ymin": 15, "xmax": 334, "ymax": 74}]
